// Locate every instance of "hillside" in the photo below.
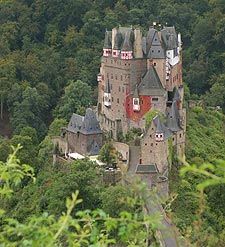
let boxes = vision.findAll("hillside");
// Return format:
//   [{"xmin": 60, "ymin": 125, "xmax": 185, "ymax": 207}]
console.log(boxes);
[{"xmin": 0, "ymin": 0, "xmax": 224, "ymax": 246}]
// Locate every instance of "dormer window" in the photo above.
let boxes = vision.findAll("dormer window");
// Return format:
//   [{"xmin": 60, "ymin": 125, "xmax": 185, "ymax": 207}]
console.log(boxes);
[
  {"xmin": 103, "ymin": 48, "xmax": 112, "ymax": 57},
  {"xmin": 155, "ymin": 133, "xmax": 164, "ymax": 142},
  {"xmin": 112, "ymin": 50, "xmax": 120, "ymax": 57},
  {"xmin": 133, "ymin": 98, "xmax": 140, "ymax": 111},
  {"xmin": 121, "ymin": 51, "xmax": 133, "ymax": 60}
]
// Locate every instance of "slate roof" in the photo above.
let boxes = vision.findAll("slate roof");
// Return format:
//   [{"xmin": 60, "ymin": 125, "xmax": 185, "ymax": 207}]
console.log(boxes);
[
  {"xmin": 173, "ymin": 87, "xmax": 181, "ymax": 101},
  {"xmin": 103, "ymin": 31, "xmax": 112, "ymax": 49},
  {"xmin": 147, "ymin": 31, "xmax": 165, "ymax": 59},
  {"xmin": 121, "ymin": 32, "xmax": 132, "ymax": 51},
  {"xmin": 88, "ymin": 140, "xmax": 100, "ymax": 155},
  {"xmin": 112, "ymin": 27, "xmax": 134, "ymax": 50},
  {"xmin": 132, "ymin": 85, "xmax": 139, "ymax": 98},
  {"xmin": 138, "ymin": 66, "xmax": 166, "ymax": 96},
  {"xmin": 146, "ymin": 27, "xmax": 157, "ymax": 51},
  {"xmin": 161, "ymin": 27, "xmax": 178, "ymax": 50},
  {"xmin": 136, "ymin": 164, "xmax": 159, "ymax": 174},
  {"xmin": 67, "ymin": 108, "xmax": 102, "ymax": 135},
  {"xmin": 166, "ymin": 100, "xmax": 181, "ymax": 132},
  {"xmin": 113, "ymin": 31, "xmax": 123, "ymax": 50},
  {"xmin": 153, "ymin": 115, "xmax": 172, "ymax": 139}
]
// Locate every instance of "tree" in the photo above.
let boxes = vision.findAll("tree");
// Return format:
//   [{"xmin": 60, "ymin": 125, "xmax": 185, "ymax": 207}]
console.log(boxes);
[
  {"xmin": 0, "ymin": 58, "xmax": 16, "ymax": 119},
  {"xmin": 98, "ymin": 142, "xmax": 117, "ymax": 166},
  {"xmin": 48, "ymin": 118, "xmax": 67, "ymax": 137},
  {"xmin": 54, "ymin": 80, "xmax": 92, "ymax": 120}
]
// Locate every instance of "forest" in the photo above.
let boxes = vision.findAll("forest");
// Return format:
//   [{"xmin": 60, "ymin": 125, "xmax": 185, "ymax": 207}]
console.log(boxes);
[{"xmin": 0, "ymin": 0, "xmax": 225, "ymax": 246}]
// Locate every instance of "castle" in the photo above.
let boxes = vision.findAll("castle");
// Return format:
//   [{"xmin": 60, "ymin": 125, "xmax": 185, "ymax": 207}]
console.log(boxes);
[{"xmin": 56, "ymin": 25, "xmax": 186, "ymax": 194}]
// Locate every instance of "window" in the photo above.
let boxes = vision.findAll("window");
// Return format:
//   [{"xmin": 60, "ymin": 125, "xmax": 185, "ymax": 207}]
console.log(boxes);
[
  {"xmin": 113, "ymin": 51, "xmax": 116, "ymax": 55},
  {"xmin": 121, "ymin": 75, "xmax": 123, "ymax": 80},
  {"xmin": 133, "ymin": 98, "xmax": 139, "ymax": 105},
  {"xmin": 158, "ymin": 50, "xmax": 160, "ymax": 53},
  {"xmin": 117, "ymin": 98, "xmax": 119, "ymax": 103},
  {"xmin": 122, "ymin": 87, "xmax": 124, "ymax": 93},
  {"xmin": 151, "ymin": 143, "xmax": 153, "ymax": 147},
  {"xmin": 111, "ymin": 74, "xmax": 113, "ymax": 79},
  {"xmin": 112, "ymin": 97, "xmax": 113, "ymax": 102},
  {"xmin": 154, "ymin": 62, "xmax": 156, "ymax": 66},
  {"xmin": 145, "ymin": 143, "xmax": 147, "ymax": 146},
  {"xmin": 119, "ymin": 86, "xmax": 121, "ymax": 92},
  {"xmin": 152, "ymin": 50, "xmax": 154, "ymax": 53},
  {"xmin": 115, "ymin": 74, "xmax": 117, "ymax": 80},
  {"xmin": 110, "ymin": 84, "xmax": 112, "ymax": 90},
  {"xmin": 180, "ymin": 133, "xmax": 182, "ymax": 138},
  {"xmin": 152, "ymin": 98, "xmax": 158, "ymax": 102}
]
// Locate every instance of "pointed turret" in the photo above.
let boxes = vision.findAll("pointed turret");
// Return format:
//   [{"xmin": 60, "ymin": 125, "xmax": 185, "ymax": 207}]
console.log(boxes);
[
  {"xmin": 166, "ymin": 100, "xmax": 180, "ymax": 132},
  {"xmin": 103, "ymin": 31, "xmax": 112, "ymax": 57},
  {"xmin": 153, "ymin": 115, "xmax": 172, "ymax": 142},
  {"xmin": 112, "ymin": 31, "xmax": 122, "ymax": 57},
  {"xmin": 121, "ymin": 32, "xmax": 133, "ymax": 60}
]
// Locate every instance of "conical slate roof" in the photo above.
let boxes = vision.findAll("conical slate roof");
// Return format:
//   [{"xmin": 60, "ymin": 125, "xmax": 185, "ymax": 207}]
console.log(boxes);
[
  {"xmin": 103, "ymin": 31, "xmax": 112, "ymax": 49},
  {"xmin": 67, "ymin": 108, "xmax": 102, "ymax": 135},
  {"xmin": 138, "ymin": 66, "xmax": 165, "ymax": 96},
  {"xmin": 121, "ymin": 32, "xmax": 132, "ymax": 51},
  {"xmin": 161, "ymin": 27, "xmax": 178, "ymax": 50},
  {"xmin": 173, "ymin": 87, "xmax": 181, "ymax": 101},
  {"xmin": 153, "ymin": 115, "xmax": 172, "ymax": 139},
  {"xmin": 146, "ymin": 27, "xmax": 157, "ymax": 51},
  {"xmin": 113, "ymin": 32, "xmax": 122, "ymax": 50},
  {"xmin": 166, "ymin": 101, "xmax": 181, "ymax": 132},
  {"xmin": 147, "ymin": 30, "xmax": 165, "ymax": 59}
]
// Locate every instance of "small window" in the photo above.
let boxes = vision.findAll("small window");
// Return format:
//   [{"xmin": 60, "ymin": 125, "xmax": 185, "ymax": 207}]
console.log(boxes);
[
  {"xmin": 119, "ymin": 86, "xmax": 121, "ymax": 92},
  {"xmin": 158, "ymin": 50, "xmax": 160, "ymax": 53},
  {"xmin": 145, "ymin": 143, "xmax": 147, "ymax": 146},
  {"xmin": 122, "ymin": 87, "xmax": 124, "ymax": 93},
  {"xmin": 152, "ymin": 50, "xmax": 154, "ymax": 53},
  {"xmin": 115, "ymin": 74, "xmax": 117, "ymax": 80},
  {"xmin": 111, "ymin": 74, "xmax": 113, "ymax": 79},
  {"xmin": 133, "ymin": 98, "xmax": 139, "ymax": 105},
  {"xmin": 152, "ymin": 98, "xmax": 158, "ymax": 102},
  {"xmin": 154, "ymin": 62, "xmax": 156, "ymax": 66},
  {"xmin": 112, "ymin": 97, "xmax": 113, "ymax": 102},
  {"xmin": 121, "ymin": 75, "xmax": 123, "ymax": 80},
  {"xmin": 180, "ymin": 133, "xmax": 182, "ymax": 138},
  {"xmin": 117, "ymin": 98, "xmax": 119, "ymax": 103},
  {"xmin": 151, "ymin": 143, "xmax": 153, "ymax": 147},
  {"xmin": 113, "ymin": 52, "xmax": 116, "ymax": 55}
]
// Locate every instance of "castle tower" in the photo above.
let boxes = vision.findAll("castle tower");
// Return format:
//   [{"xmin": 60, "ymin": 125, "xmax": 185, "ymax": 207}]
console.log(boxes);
[{"xmin": 97, "ymin": 26, "xmax": 184, "ymax": 140}]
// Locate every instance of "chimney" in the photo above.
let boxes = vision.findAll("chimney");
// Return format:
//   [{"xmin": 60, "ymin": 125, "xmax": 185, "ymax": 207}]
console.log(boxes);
[
  {"xmin": 134, "ymin": 28, "xmax": 143, "ymax": 58},
  {"xmin": 112, "ymin": 28, "xmax": 117, "ymax": 50}
]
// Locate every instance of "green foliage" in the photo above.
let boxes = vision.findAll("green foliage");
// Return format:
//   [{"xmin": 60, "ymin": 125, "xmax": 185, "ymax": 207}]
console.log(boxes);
[
  {"xmin": 48, "ymin": 118, "xmax": 67, "ymax": 137},
  {"xmin": 0, "ymin": 145, "xmax": 35, "ymax": 198},
  {"xmin": 145, "ymin": 110, "xmax": 159, "ymax": 128},
  {"xmin": 186, "ymin": 107, "xmax": 225, "ymax": 162},
  {"xmin": 124, "ymin": 127, "xmax": 142, "ymax": 143},
  {"xmin": 98, "ymin": 142, "xmax": 117, "ymax": 166},
  {"xmin": 0, "ymin": 151, "xmax": 161, "ymax": 246},
  {"xmin": 54, "ymin": 80, "xmax": 92, "ymax": 120}
]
